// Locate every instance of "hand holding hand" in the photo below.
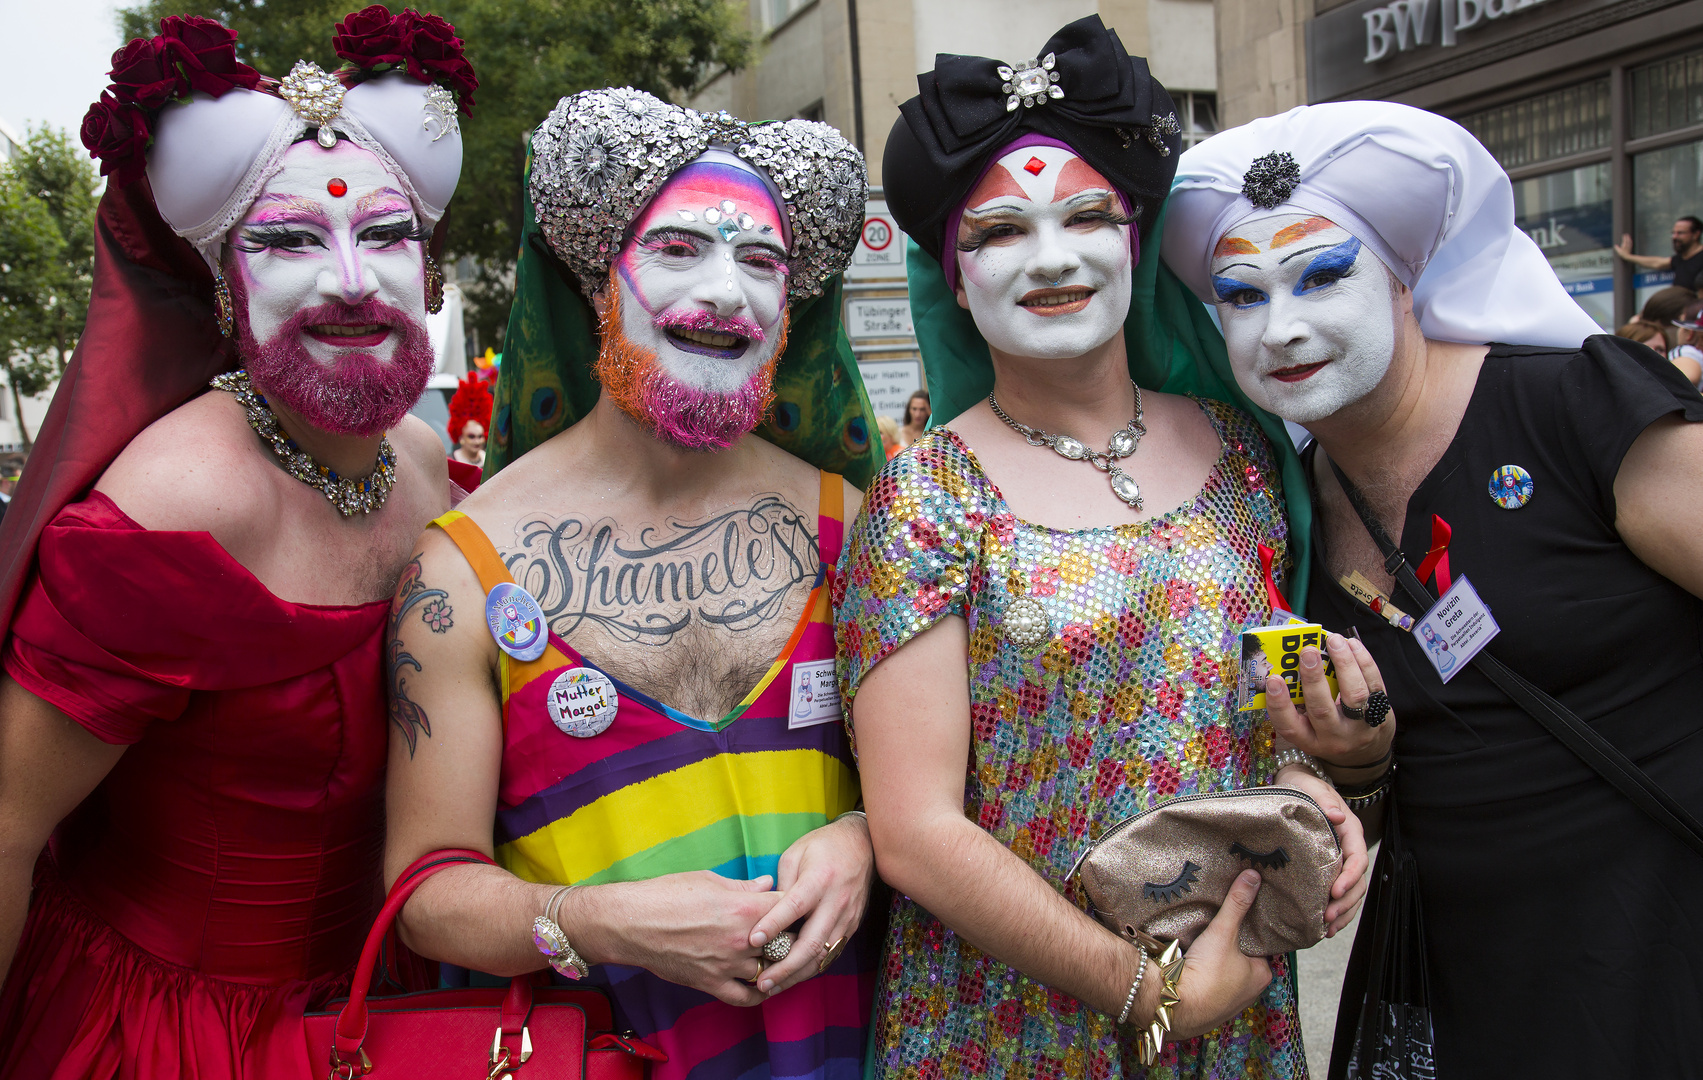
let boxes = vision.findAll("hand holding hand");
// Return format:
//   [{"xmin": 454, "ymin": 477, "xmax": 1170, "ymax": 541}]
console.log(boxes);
[
  {"xmin": 577, "ymin": 871, "xmax": 783, "ymax": 1006},
  {"xmin": 1167, "ymin": 870, "xmax": 1273, "ymax": 1039},
  {"xmin": 1266, "ymin": 632, "xmax": 1394, "ymax": 767},
  {"xmin": 1273, "ymin": 766, "xmax": 1371, "ymax": 936},
  {"xmin": 748, "ymin": 812, "xmax": 875, "ymax": 995}
]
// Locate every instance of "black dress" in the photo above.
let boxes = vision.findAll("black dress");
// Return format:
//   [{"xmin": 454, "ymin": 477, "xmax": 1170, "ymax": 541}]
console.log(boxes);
[{"xmin": 1310, "ymin": 337, "xmax": 1703, "ymax": 1079}]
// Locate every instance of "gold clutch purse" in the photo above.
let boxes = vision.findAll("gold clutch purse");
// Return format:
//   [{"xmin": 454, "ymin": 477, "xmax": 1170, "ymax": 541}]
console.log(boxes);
[{"xmin": 1068, "ymin": 787, "xmax": 1342, "ymax": 956}]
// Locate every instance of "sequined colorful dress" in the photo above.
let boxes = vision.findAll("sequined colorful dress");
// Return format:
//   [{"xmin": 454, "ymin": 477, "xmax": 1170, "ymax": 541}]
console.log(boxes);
[{"xmin": 835, "ymin": 398, "xmax": 1307, "ymax": 1079}]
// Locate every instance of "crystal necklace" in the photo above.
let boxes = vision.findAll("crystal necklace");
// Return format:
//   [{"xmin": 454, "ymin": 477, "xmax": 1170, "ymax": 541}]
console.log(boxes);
[
  {"xmin": 211, "ymin": 370, "xmax": 397, "ymax": 518},
  {"xmin": 987, "ymin": 381, "xmax": 1147, "ymax": 510}
]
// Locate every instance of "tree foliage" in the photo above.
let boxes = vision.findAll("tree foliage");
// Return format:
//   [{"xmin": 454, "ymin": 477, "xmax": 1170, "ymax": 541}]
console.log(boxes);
[
  {"xmin": 118, "ymin": 0, "xmax": 754, "ymax": 348},
  {"xmin": 0, "ymin": 128, "xmax": 99, "ymax": 445}
]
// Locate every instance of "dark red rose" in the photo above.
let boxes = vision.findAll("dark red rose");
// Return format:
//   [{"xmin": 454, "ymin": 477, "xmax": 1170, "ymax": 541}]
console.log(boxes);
[
  {"xmin": 108, "ymin": 36, "xmax": 186, "ymax": 110},
  {"xmin": 80, "ymin": 92, "xmax": 150, "ymax": 186},
  {"xmin": 397, "ymin": 10, "xmax": 477, "ymax": 113},
  {"xmin": 158, "ymin": 15, "xmax": 261, "ymax": 97},
  {"xmin": 333, "ymin": 5, "xmax": 408, "ymax": 68}
]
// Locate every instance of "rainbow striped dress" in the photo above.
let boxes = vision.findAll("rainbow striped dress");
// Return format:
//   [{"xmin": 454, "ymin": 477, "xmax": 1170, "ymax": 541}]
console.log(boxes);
[{"xmin": 433, "ymin": 473, "xmax": 872, "ymax": 1080}]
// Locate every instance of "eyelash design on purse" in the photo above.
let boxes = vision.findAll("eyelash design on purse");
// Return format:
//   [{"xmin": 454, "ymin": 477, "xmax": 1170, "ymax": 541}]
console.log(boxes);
[
  {"xmin": 1142, "ymin": 860, "xmax": 1201, "ymax": 903},
  {"xmin": 1229, "ymin": 842, "xmax": 1291, "ymax": 870}
]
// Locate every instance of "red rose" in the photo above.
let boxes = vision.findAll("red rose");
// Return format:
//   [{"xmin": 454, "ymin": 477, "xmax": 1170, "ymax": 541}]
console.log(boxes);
[
  {"xmin": 333, "ymin": 5, "xmax": 408, "ymax": 67},
  {"xmin": 159, "ymin": 15, "xmax": 261, "ymax": 96},
  {"xmin": 108, "ymin": 36, "xmax": 185, "ymax": 110},
  {"xmin": 397, "ymin": 10, "xmax": 477, "ymax": 113},
  {"xmin": 80, "ymin": 92, "xmax": 150, "ymax": 185}
]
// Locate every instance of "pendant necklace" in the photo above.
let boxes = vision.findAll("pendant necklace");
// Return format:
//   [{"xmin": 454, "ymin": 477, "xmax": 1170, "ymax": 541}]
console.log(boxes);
[
  {"xmin": 988, "ymin": 380, "xmax": 1147, "ymax": 510},
  {"xmin": 211, "ymin": 369, "xmax": 397, "ymax": 518}
]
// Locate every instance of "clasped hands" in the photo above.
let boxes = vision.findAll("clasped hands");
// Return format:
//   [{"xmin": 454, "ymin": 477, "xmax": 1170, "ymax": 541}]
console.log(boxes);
[{"xmin": 588, "ymin": 811, "xmax": 873, "ymax": 1007}]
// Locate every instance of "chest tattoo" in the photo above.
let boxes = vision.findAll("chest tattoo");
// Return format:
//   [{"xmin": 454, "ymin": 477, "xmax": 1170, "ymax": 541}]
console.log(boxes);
[{"xmin": 503, "ymin": 495, "xmax": 819, "ymax": 646}]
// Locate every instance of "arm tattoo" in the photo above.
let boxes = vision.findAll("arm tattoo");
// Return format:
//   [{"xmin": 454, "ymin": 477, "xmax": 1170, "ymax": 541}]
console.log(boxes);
[
  {"xmin": 387, "ymin": 557, "xmax": 453, "ymax": 757},
  {"xmin": 503, "ymin": 494, "xmax": 819, "ymax": 647}
]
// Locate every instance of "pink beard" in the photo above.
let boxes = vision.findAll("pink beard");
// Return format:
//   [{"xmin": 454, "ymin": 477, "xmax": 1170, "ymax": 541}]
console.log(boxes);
[
  {"xmin": 233, "ymin": 281, "xmax": 435, "ymax": 438},
  {"xmin": 594, "ymin": 285, "xmax": 785, "ymax": 452}
]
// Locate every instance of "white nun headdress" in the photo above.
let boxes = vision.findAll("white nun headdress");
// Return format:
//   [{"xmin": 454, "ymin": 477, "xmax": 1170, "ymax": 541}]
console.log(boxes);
[
  {"xmin": 147, "ymin": 63, "xmax": 463, "ymax": 271},
  {"xmin": 1161, "ymin": 100, "xmax": 1602, "ymax": 350}
]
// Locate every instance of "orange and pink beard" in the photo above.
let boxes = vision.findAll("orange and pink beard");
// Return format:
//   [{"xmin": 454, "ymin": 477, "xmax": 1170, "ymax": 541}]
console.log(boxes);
[
  {"xmin": 231, "ymin": 275, "xmax": 435, "ymax": 438},
  {"xmin": 593, "ymin": 282, "xmax": 787, "ymax": 451}
]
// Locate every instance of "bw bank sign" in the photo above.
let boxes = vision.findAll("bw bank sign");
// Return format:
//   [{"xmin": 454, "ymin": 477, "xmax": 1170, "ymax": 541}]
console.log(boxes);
[{"xmin": 1361, "ymin": 0, "xmax": 1555, "ymax": 62}]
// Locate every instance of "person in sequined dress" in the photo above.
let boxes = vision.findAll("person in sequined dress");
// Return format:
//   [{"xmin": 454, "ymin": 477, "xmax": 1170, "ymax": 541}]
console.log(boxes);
[{"xmin": 833, "ymin": 16, "xmax": 1377, "ymax": 1080}]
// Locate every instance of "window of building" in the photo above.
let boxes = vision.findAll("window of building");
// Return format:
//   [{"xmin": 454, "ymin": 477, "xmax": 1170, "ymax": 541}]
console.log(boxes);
[
  {"xmin": 1457, "ymin": 79, "xmax": 1611, "ymax": 171},
  {"xmin": 1177, "ymin": 92, "xmax": 1218, "ymax": 150},
  {"xmin": 760, "ymin": 0, "xmax": 812, "ymax": 33},
  {"xmin": 796, "ymin": 100, "xmax": 824, "ymax": 123}
]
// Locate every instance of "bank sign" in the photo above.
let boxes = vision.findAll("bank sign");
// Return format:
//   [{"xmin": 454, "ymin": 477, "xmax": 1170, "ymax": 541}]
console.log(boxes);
[{"xmin": 1308, "ymin": 0, "xmax": 1646, "ymax": 100}]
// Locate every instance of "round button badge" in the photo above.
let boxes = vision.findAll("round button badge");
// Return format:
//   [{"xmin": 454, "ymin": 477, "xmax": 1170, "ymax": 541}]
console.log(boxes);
[
  {"xmin": 546, "ymin": 667, "xmax": 619, "ymax": 738},
  {"xmin": 1487, "ymin": 465, "xmax": 1534, "ymax": 510},
  {"xmin": 485, "ymin": 582, "xmax": 549, "ymax": 662}
]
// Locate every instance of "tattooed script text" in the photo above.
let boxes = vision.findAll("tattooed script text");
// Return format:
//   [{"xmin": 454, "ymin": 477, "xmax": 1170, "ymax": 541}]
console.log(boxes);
[{"xmin": 505, "ymin": 495, "xmax": 818, "ymax": 645}]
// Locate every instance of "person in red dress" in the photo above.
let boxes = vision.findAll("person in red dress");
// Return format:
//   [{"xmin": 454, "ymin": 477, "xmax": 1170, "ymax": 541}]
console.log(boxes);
[{"xmin": 0, "ymin": 10, "xmax": 473, "ymax": 1076}]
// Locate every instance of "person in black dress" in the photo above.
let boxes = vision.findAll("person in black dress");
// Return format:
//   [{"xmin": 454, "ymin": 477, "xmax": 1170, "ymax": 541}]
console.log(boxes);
[{"xmin": 1163, "ymin": 101, "xmax": 1703, "ymax": 1078}]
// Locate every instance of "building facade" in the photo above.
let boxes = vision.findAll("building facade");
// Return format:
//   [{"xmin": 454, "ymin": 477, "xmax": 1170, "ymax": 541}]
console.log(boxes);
[{"xmin": 1218, "ymin": 0, "xmax": 1703, "ymax": 328}]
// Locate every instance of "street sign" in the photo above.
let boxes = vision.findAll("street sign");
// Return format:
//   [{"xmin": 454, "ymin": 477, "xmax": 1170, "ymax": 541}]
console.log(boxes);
[
  {"xmin": 846, "ymin": 297, "xmax": 913, "ymax": 340},
  {"xmin": 847, "ymin": 200, "xmax": 906, "ymax": 280},
  {"xmin": 858, "ymin": 358, "xmax": 924, "ymax": 421}
]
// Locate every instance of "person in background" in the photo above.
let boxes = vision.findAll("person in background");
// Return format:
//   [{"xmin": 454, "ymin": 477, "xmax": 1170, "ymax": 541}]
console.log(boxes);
[
  {"xmin": 447, "ymin": 371, "xmax": 492, "ymax": 472},
  {"xmin": 897, "ymin": 388, "xmax": 930, "ymax": 447},
  {"xmin": 1616, "ymin": 216, "xmax": 1703, "ymax": 292},
  {"xmin": 875, "ymin": 414, "xmax": 900, "ymax": 459},
  {"xmin": 1670, "ymin": 301, "xmax": 1703, "ymax": 387}
]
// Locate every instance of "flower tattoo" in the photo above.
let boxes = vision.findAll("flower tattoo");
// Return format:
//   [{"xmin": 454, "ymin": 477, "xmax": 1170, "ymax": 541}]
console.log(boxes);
[{"xmin": 422, "ymin": 597, "xmax": 454, "ymax": 633}]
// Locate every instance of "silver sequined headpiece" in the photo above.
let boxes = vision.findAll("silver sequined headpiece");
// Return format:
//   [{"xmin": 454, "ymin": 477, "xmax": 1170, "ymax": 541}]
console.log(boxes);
[{"xmin": 529, "ymin": 87, "xmax": 867, "ymax": 301}]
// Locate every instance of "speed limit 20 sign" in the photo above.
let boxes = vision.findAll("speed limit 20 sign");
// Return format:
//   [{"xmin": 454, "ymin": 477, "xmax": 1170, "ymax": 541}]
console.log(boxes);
[{"xmin": 848, "ymin": 200, "xmax": 905, "ymax": 279}]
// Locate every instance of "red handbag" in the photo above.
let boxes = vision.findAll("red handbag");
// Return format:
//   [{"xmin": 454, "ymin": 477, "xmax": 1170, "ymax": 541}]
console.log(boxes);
[{"xmin": 303, "ymin": 849, "xmax": 666, "ymax": 1079}]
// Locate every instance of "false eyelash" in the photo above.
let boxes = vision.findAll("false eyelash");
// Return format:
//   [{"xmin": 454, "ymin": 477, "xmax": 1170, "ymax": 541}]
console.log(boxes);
[
  {"xmin": 232, "ymin": 226, "xmax": 320, "ymax": 254},
  {"xmin": 1229, "ymin": 842, "xmax": 1291, "ymax": 870},
  {"xmin": 955, "ymin": 221, "xmax": 1010, "ymax": 253},
  {"xmin": 1142, "ymin": 860, "xmax": 1201, "ymax": 903}
]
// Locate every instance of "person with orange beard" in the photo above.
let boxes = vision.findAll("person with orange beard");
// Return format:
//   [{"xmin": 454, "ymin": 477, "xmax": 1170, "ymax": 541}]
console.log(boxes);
[{"xmin": 380, "ymin": 89, "xmax": 883, "ymax": 1077}]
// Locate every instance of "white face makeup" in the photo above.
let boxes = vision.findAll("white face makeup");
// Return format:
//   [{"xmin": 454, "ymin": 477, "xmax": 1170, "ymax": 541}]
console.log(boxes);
[
  {"xmin": 227, "ymin": 139, "xmax": 427, "ymax": 364},
  {"xmin": 953, "ymin": 145, "xmax": 1133, "ymax": 361},
  {"xmin": 1210, "ymin": 214, "xmax": 1399, "ymax": 423},
  {"xmin": 610, "ymin": 158, "xmax": 789, "ymax": 393}
]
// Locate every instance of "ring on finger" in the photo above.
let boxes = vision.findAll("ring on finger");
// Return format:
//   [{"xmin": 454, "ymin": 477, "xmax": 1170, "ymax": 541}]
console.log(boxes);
[
  {"xmin": 817, "ymin": 937, "xmax": 846, "ymax": 975},
  {"xmin": 1337, "ymin": 697, "xmax": 1367, "ymax": 721},
  {"xmin": 744, "ymin": 956, "xmax": 767, "ymax": 986},
  {"xmin": 1361, "ymin": 690, "xmax": 1391, "ymax": 727},
  {"xmin": 762, "ymin": 931, "xmax": 795, "ymax": 963}
]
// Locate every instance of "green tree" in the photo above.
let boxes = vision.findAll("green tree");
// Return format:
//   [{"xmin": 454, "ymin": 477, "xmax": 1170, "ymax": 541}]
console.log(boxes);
[
  {"xmin": 0, "ymin": 128, "xmax": 99, "ymax": 446},
  {"xmin": 119, "ymin": 0, "xmax": 754, "ymax": 350}
]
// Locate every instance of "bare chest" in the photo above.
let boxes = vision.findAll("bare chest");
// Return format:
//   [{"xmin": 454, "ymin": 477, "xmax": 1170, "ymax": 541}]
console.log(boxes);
[{"xmin": 498, "ymin": 495, "xmax": 821, "ymax": 722}]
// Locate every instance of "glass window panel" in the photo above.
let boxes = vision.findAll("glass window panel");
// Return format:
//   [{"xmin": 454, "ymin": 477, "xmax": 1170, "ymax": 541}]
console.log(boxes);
[
  {"xmin": 1631, "ymin": 49, "xmax": 1703, "ymax": 139},
  {"xmin": 1632, "ymin": 139, "xmax": 1703, "ymax": 309},
  {"xmin": 1511, "ymin": 162, "xmax": 1613, "ymax": 330},
  {"xmin": 1458, "ymin": 79, "xmax": 1610, "ymax": 170}
]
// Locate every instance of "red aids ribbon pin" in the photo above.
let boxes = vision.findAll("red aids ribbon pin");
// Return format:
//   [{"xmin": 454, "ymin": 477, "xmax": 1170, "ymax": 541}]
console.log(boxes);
[
  {"xmin": 1413, "ymin": 515, "xmax": 1452, "ymax": 594},
  {"xmin": 1258, "ymin": 543, "xmax": 1291, "ymax": 615}
]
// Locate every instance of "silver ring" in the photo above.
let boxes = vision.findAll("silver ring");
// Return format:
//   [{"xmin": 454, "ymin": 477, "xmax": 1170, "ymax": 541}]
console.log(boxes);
[{"xmin": 761, "ymin": 931, "xmax": 795, "ymax": 963}]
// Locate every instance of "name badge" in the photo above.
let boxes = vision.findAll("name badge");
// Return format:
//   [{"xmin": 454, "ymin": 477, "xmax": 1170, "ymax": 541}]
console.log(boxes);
[
  {"xmin": 788, "ymin": 658, "xmax": 842, "ymax": 730},
  {"xmin": 547, "ymin": 667, "xmax": 619, "ymax": 738},
  {"xmin": 1414, "ymin": 575, "xmax": 1500, "ymax": 683},
  {"xmin": 485, "ymin": 582, "xmax": 549, "ymax": 662}
]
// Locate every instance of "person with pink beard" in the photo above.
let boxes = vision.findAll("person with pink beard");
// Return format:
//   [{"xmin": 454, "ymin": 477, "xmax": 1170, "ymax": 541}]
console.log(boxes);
[
  {"xmin": 380, "ymin": 89, "xmax": 880, "ymax": 1078},
  {"xmin": 0, "ymin": 10, "xmax": 473, "ymax": 1076}
]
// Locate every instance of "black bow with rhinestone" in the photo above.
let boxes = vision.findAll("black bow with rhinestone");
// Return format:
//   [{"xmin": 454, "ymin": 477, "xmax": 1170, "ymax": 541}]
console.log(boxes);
[{"xmin": 1241, "ymin": 151, "xmax": 1300, "ymax": 210}]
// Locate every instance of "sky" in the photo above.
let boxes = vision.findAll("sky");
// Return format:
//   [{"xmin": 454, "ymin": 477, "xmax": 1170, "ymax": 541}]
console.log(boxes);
[{"xmin": 0, "ymin": 0, "xmax": 124, "ymax": 141}]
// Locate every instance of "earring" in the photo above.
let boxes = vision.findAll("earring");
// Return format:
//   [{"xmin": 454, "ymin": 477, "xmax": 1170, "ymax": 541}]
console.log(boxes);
[
  {"xmin": 213, "ymin": 271, "xmax": 235, "ymax": 338},
  {"xmin": 425, "ymin": 256, "xmax": 444, "ymax": 315}
]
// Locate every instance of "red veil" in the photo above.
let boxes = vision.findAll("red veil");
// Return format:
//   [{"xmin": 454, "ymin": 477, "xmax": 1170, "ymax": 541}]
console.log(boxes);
[{"xmin": 0, "ymin": 178, "xmax": 234, "ymax": 647}]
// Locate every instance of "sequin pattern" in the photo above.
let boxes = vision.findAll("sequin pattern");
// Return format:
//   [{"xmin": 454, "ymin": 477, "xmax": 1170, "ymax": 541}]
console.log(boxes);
[{"xmin": 835, "ymin": 398, "xmax": 1305, "ymax": 1079}]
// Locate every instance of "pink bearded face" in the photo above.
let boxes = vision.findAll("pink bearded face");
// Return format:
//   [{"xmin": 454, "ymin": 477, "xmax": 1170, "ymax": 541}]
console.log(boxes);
[
  {"xmin": 225, "ymin": 138, "xmax": 435, "ymax": 438},
  {"xmin": 594, "ymin": 151, "xmax": 791, "ymax": 451},
  {"xmin": 953, "ymin": 144, "xmax": 1134, "ymax": 360},
  {"xmin": 1209, "ymin": 213, "xmax": 1398, "ymax": 423}
]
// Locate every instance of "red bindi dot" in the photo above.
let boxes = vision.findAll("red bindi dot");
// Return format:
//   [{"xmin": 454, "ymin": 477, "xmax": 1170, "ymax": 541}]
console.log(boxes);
[
  {"xmin": 327, "ymin": 178, "xmax": 348, "ymax": 197},
  {"xmin": 1024, "ymin": 157, "xmax": 1046, "ymax": 176}
]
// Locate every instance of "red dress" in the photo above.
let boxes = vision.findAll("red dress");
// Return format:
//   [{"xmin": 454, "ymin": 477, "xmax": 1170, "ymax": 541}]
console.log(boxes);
[{"xmin": 0, "ymin": 492, "xmax": 395, "ymax": 1078}]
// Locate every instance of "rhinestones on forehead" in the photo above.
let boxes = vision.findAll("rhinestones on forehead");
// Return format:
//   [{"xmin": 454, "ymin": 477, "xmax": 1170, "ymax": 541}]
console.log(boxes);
[
  {"xmin": 327, "ymin": 178, "xmax": 348, "ymax": 198},
  {"xmin": 1024, "ymin": 157, "xmax": 1047, "ymax": 176}
]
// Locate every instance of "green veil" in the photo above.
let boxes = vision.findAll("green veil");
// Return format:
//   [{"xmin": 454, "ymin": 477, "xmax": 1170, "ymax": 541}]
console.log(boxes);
[
  {"xmin": 486, "ymin": 160, "xmax": 886, "ymax": 490},
  {"xmin": 909, "ymin": 200, "xmax": 1313, "ymax": 605}
]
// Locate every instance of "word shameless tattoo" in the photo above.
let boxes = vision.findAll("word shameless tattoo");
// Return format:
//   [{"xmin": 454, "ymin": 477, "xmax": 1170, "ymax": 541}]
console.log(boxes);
[
  {"xmin": 387, "ymin": 556, "xmax": 454, "ymax": 757},
  {"xmin": 504, "ymin": 495, "xmax": 819, "ymax": 646}
]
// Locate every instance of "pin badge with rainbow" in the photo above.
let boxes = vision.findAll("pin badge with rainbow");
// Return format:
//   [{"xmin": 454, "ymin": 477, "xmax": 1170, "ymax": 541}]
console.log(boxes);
[
  {"xmin": 1487, "ymin": 465, "xmax": 1534, "ymax": 510},
  {"xmin": 485, "ymin": 582, "xmax": 549, "ymax": 661}
]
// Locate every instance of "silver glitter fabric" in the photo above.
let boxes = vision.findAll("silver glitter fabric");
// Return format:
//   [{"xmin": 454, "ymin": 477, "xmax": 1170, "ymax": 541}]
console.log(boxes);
[{"xmin": 528, "ymin": 87, "xmax": 867, "ymax": 301}]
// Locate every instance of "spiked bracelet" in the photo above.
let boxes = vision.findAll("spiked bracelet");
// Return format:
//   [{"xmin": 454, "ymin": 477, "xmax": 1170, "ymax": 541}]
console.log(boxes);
[{"xmin": 1136, "ymin": 939, "xmax": 1185, "ymax": 1066}]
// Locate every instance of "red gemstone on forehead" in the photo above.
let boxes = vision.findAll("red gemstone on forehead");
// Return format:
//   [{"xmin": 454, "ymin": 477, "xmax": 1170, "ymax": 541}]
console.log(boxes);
[
  {"xmin": 327, "ymin": 178, "xmax": 348, "ymax": 197},
  {"xmin": 1024, "ymin": 157, "xmax": 1047, "ymax": 176}
]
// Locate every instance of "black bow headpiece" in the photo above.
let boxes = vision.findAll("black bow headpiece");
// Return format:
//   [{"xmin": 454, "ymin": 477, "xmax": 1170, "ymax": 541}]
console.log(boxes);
[{"xmin": 883, "ymin": 15, "xmax": 1181, "ymax": 269}]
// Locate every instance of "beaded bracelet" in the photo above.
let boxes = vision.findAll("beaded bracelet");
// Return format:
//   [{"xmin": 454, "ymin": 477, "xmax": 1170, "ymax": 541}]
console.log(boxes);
[
  {"xmin": 1272, "ymin": 747, "xmax": 1330, "ymax": 784},
  {"xmin": 1116, "ymin": 951, "xmax": 1148, "ymax": 1024}
]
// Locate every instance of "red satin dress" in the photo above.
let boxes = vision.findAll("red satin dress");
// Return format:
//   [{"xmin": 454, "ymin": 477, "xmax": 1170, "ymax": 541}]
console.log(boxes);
[{"xmin": 0, "ymin": 492, "xmax": 395, "ymax": 1078}]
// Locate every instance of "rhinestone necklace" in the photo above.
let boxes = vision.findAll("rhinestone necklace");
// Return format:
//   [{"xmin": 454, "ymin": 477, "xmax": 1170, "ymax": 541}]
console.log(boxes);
[
  {"xmin": 211, "ymin": 370, "xmax": 397, "ymax": 518},
  {"xmin": 987, "ymin": 381, "xmax": 1147, "ymax": 510}
]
